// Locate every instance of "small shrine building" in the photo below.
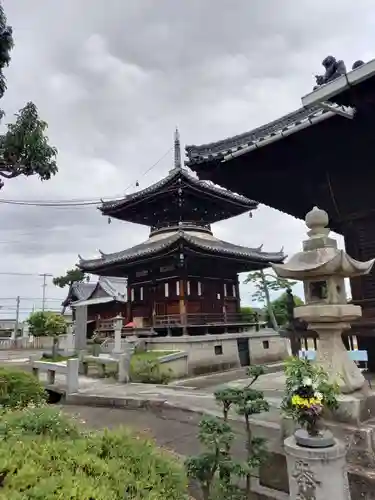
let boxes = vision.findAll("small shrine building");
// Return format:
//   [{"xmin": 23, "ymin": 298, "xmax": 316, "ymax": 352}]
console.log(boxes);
[{"xmin": 77, "ymin": 130, "xmax": 285, "ymax": 336}]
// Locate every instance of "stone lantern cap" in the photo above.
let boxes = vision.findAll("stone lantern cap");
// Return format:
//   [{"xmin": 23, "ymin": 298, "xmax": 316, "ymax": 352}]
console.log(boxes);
[{"xmin": 271, "ymin": 206, "xmax": 375, "ymax": 280}]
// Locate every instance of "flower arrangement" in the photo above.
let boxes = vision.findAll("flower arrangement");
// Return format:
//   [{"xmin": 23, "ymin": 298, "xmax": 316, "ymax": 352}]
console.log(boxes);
[{"xmin": 281, "ymin": 357, "xmax": 339, "ymax": 436}]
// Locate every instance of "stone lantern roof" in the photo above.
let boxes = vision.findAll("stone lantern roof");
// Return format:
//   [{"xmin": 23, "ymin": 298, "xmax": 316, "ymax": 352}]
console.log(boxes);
[{"xmin": 271, "ymin": 206, "xmax": 375, "ymax": 280}]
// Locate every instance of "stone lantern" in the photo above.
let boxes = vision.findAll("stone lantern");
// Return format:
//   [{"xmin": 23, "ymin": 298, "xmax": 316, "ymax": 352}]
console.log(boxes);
[{"xmin": 272, "ymin": 206, "xmax": 375, "ymax": 394}]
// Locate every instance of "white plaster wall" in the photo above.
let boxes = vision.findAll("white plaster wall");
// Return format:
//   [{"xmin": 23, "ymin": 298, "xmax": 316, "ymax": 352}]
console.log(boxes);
[{"xmin": 146, "ymin": 331, "xmax": 288, "ymax": 374}]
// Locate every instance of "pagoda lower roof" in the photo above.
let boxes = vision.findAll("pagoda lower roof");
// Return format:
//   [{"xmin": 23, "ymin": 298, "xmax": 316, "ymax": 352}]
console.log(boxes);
[{"xmin": 78, "ymin": 230, "xmax": 285, "ymax": 273}]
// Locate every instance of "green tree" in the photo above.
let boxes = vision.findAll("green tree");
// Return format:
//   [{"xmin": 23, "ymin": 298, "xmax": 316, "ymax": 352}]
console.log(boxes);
[
  {"xmin": 27, "ymin": 311, "xmax": 51, "ymax": 337},
  {"xmin": 244, "ymin": 269, "xmax": 297, "ymax": 330},
  {"xmin": 45, "ymin": 313, "xmax": 67, "ymax": 358},
  {"xmin": 53, "ymin": 268, "xmax": 89, "ymax": 289},
  {"xmin": 0, "ymin": 4, "xmax": 58, "ymax": 190},
  {"xmin": 27, "ymin": 311, "xmax": 67, "ymax": 358},
  {"xmin": 265, "ymin": 292, "xmax": 304, "ymax": 327}
]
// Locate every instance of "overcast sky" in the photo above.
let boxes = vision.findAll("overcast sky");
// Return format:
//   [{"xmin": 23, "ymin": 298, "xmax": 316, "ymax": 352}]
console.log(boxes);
[{"xmin": 0, "ymin": 0, "xmax": 373, "ymax": 320}]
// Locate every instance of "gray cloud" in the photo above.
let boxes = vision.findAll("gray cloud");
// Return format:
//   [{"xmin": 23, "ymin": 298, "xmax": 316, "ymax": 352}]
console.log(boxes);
[{"xmin": 0, "ymin": 0, "xmax": 371, "ymax": 317}]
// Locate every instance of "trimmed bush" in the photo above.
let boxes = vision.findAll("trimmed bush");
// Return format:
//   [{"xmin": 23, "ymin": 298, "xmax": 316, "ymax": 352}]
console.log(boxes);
[
  {"xmin": 131, "ymin": 359, "xmax": 172, "ymax": 384},
  {"xmin": 0, "ymin": 408, "xmax": 188, "ymax": 499},
  {"xmin": 0, "ymin": 406, "xmax": 80, "ymax": 439},
  {"xmin": 0, "ymin": 367, "xmax": 46, "ymax": 409}
]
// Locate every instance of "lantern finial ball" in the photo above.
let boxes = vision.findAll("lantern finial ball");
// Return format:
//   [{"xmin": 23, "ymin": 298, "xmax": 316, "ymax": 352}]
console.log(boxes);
[{"xmin": 305, "ymin": 206, "xmax": 329, "ymax": 230}]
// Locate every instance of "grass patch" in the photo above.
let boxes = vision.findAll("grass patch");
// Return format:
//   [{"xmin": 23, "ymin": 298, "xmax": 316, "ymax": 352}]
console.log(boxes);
[{"xmin": 131, "ymin": 350, "xmax": 178, "ymax": 368}]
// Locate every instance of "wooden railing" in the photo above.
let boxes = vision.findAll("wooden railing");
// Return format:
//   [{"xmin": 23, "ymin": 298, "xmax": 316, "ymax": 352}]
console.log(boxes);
[
  {"xmin": 154, "ymin": 312, "xmax": 258, "ymax": 327},
  {"xmin": 96, "ymin": 312, "xmax": 259, "ymax": 332}
]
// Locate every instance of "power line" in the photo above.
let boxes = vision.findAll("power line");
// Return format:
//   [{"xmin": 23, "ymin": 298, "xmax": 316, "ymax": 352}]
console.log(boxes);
[
  {"xmin": 0, "ymin": 272, "xmax": 53, "ymax": 276},
  {"xmin": 0, "ymin": 147, "xmax": 173, "ymax": 207}
]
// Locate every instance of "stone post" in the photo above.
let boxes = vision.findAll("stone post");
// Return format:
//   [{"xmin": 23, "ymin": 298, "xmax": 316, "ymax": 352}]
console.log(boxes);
[
  {"xmin": 284, "ymin": 436, "xmax": 350, "ymax": 499},
  {"xmin": 74, "ymin": 305, "xmax": 88, "ymax": 351},
  {"xmin": 118, "ymin": 343, "xmax": 135, "ymax": 383},
  {"xmin": 66, "ymin": 358, "xmax": 79, "ymax": 394},
  {"xmin": 112, "ymin": 315, "xmax": 123, "ymax": 356},
  {"xmin": 64, "ymin": 323, "xmax": 76, "ymax": 356}
]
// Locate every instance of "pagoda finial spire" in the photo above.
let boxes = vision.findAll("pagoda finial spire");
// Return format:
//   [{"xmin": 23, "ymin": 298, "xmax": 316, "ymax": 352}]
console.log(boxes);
[{"xmin": 174, "ymin": 127, "xmax": 182, "ymax": 169}]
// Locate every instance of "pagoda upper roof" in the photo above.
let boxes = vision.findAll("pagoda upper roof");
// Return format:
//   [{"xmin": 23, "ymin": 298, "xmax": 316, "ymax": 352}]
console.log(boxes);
[
  {"xmin": 99, "ymin": 166, "xmax": 257, "ymax": 224},
  {"xmin": 77, "ymin": 229, "xmax": 285, "ymax": 274}
]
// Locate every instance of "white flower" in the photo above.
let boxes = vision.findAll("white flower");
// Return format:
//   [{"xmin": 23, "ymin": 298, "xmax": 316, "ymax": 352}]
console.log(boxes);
[
  {"xmin": 303, "ymin": 377, "xmax": 313, "ymax": 387},
  {"xmin": 314, "ymin": 391, "xmax": 323, "ymax": 400}
]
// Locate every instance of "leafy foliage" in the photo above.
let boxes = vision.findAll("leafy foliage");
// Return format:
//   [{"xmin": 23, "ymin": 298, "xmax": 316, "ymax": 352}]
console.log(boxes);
[
  {"xmin": 0, "ymin": 5, "xmax": 58, "ymax": 189},
  {"xmin": 53, "ymin": 268, "xmax": 89, "ymax": 289},
  {"xmin": 0, "ymin": 408, "xmax": 188, "ymax": 499},
  {"xmin": 244, "ymin": 270, "xmax": 296, "ymax": 304},
  {"xmin": 0, "ymin": 406, "xmax": 80, "ymax": 439},
  {"xmin": 265, "ymin": 292, "xmax": 304, "ymax": 327},
  {"xmin": 281, "ymin": 357, "xmax": 339, "ymax": 435},
  {"xmin": 27, "ymin": 311, "xmax": 66, "ymax": 337},
  {"xmin": 0, "ymin": 102, "xmax": 58, "ymax": 188},
  {"xmin": 243, "ymin": 270, "xmax": 298, "ymax": 329},
  {"xmin": 0, "ymin": 4, "xmax": 13, "ymax": 103},
  {"xmin": 186, "ymin": 366, "xmax": 269, "ymax": 499},
  {"xmin": 131, "ymin": 359, "xmax": 172, "ymax": 385},
  {"xmin": 0, "ymin": 367, "xmax": 47, "ymax": 410}
]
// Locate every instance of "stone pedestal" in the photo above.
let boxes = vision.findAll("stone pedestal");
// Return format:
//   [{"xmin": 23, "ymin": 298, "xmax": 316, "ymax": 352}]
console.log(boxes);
[
  {"xmin": 304, "ymin": 319, "xmax": 366, "ymax": 394},
  {"xmin": 284, "ymin": 435, "xmax": 351, "ymax": 500}
]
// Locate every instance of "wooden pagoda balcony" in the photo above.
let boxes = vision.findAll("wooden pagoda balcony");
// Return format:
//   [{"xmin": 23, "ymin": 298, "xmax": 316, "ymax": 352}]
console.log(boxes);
[
  {"xmin": 153, "ymin": 312, "xmax": 256, "ymax": 328},
  {"xmin": 95, "ymin": 312, "xmax": 259, "ymax": 334}
]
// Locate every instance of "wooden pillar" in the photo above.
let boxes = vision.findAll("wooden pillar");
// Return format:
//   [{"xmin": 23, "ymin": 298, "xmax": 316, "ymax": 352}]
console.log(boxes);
[{"xmin": 179, "ymin": 278, "xmax": 187, "ymax": 335}]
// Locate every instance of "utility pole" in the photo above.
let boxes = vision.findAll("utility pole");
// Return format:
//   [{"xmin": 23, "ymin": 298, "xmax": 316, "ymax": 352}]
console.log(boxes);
[
  {"xmin": 40, "ymin": 273, "xmax": 53, "ymax": 312},
  {"xmin": 12, "ymin": 295, "xmax": 20, "ymax": 341}
]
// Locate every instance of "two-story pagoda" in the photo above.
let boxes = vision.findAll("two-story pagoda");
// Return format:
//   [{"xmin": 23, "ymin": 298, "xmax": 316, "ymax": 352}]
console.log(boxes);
[{"xmin": 78, "ymin": 130, "xmax": 285, "ymax": 335}]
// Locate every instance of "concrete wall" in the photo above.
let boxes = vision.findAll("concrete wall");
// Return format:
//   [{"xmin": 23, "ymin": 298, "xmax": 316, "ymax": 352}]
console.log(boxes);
[
  {"xmin": 248, "ymin": 331, "xmax": 290, "ymax": 365},
  {"xmin": 146, "ymin": 331, "xmax": 288, "ymax": 375}
]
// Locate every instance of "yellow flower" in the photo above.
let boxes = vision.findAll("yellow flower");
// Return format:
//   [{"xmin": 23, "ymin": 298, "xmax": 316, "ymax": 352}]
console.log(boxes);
[{"xmin": 291, "ymin": 395, "xmax": 322, "ymax": 409}]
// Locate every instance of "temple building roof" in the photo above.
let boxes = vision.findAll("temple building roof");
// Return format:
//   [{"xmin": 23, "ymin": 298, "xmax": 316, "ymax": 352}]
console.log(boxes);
[
  {"xmin": 78, "ymin": 229, "xmax": 285, "ymax": 275},
  {"xmin": 185, "ymin": 104, "xmax": 332, "ymax": 165},
  {"xmin": 185, "ymin": 59, "xmax": 375, "ymax": 167},
  {"xmin": 62, "ymin": 277, "xmax": 127, "ymax": 307}
]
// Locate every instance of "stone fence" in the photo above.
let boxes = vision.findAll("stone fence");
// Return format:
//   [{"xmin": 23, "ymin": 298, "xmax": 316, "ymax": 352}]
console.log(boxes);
[{"xmin": 29, "ymin": 357, "xmax": 79, "ymax": 394}]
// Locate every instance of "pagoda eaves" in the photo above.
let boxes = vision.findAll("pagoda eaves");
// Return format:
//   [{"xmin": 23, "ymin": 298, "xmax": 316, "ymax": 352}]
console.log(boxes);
[
  {"xmin": 78, "ymin": 229, "xmax": 284, "ymax": 276},
  {"xmin": 100, "ymin": 166, "xmax": 257, "ymax": 227}
]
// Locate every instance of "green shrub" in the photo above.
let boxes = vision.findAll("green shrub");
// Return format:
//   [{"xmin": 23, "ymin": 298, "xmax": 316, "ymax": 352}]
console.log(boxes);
[
  {"xmin": 0, "ymin": 367, "xmax": 47, "ymax": 409},
  {"xmin": 0, "ymin": 420, "xmax": 188, "ymax": 499},
  {"xmin": 131, "ymin": 359, "xmax": 172, "ymax": 384},
  {"xmin": 0, "ymin": 407, "xmax": 81, "ymax": 439}
]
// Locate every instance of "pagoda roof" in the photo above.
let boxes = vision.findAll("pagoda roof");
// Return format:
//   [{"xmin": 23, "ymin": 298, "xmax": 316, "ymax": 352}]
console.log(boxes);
[
  {"xmin": 77, "ymin": 230, "xmax": 285, "ymax": 274},
  {"xmin": 99, "ymin": 166, "xmax": 257, "ymax": 224}
]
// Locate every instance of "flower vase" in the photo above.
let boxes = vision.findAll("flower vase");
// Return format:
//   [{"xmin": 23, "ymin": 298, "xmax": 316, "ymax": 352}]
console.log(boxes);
[{"xmin": 294, "ymin": 427, "xmax": 335, "ymax": 448}]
